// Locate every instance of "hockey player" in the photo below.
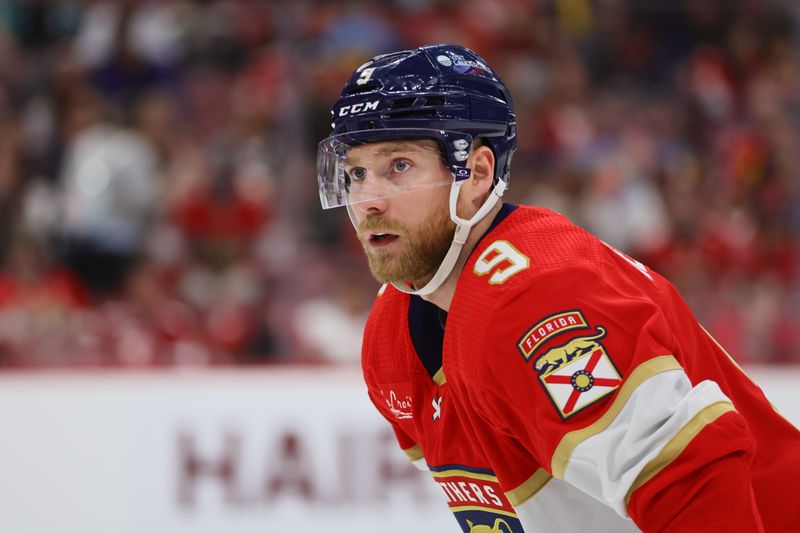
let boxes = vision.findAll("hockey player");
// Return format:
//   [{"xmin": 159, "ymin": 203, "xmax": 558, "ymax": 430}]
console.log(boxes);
[{"xmin": 316, "ymin": 44, "xmax": 800, "ymax": 532}]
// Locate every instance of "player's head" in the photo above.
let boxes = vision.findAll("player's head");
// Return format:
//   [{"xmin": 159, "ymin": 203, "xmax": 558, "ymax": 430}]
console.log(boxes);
[{"xmin": 317, "ymin": 44, "xmax": 516, "ymax": 294}]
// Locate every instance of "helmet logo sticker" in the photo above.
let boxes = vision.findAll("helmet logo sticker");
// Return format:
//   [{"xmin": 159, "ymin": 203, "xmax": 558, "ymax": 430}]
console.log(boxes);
[
  {"xmin": 337, "ymin": 100, "xmax": 380, "ymax": 117},
  {"xmin": 435, "ymin": 51, "xmax": 489, "ymax": 75},
  {"xmin": 455, "ymin": 168, "xmax": 472, "ymax": 180},
  {"xmin": 436, "ymin": 55, "xmax": 453, "ymax": 67}
]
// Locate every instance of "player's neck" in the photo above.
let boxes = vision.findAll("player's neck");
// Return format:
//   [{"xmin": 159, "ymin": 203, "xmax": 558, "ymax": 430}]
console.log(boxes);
[{"xmin": 419, "ymin": 201, "xmax": 502, "ymax": 312}]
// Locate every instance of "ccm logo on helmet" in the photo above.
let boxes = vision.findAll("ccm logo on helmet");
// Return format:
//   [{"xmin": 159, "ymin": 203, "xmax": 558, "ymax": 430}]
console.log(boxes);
[{"xmin": 338, "ymin": 100, "xmax": 380, "ymax": 116}]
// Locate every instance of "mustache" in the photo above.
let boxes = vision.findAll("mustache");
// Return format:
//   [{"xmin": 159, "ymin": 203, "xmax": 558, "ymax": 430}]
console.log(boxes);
[{"xmin": 357, "ymin": 216, "xmax": 406, "ymax": 236}]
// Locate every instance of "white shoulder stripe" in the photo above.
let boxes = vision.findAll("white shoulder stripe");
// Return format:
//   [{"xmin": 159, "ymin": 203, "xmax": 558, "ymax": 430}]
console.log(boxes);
[
  {"xmin": 562, "ymin": 368, "xmax": 732, "ymax": 517},
  {"xmin": 515, "ymin": 476, "xmax": 641, "ymax": 532}
]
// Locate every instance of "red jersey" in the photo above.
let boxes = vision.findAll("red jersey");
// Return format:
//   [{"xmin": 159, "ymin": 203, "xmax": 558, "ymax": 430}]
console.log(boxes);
[{"xmin": 361, "ymin": 205, "xmax": 800, "ymax": 532}]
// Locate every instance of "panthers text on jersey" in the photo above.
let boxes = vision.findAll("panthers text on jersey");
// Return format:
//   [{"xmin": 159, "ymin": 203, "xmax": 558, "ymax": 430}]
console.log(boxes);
[{"xmin": 361, "ymin": 204, "xmax": 800, "ymax": 533}]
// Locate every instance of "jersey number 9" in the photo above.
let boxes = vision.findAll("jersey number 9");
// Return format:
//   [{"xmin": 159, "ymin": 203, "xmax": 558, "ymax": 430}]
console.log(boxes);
[{"xmin": 474, "ymin": 240, "xmax": 530, "ymax": 285}]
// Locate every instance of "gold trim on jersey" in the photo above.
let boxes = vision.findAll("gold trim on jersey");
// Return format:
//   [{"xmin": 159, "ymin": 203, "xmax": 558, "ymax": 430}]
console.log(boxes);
[
  {"xmin": 377, "ymin": 283, "xmax": 388, "ymax": 296},
  {"xmin": 505, "ymin": 468, "xmax": 552, "ymax": 506},
  {"xmin": 432, "ymin": 469, "xmax": 499, "ymax": 483},
  {"xmin": 551, "ymin": 355, "xmax": 682, "ymax": 479},
  {"xmin": 433, "ymin": 368, "xmax": 446, "ymax": 386},
  {"xmin": 403, "ymin": 444, "xmax": 424, "ymax": 462},
  {"xmin": 625, "ymin": 400, "xmax": 735, "ymax": 503},
  {"xmin": 450, "ymin": 506, "xmax": 519, "ymax": 518}
]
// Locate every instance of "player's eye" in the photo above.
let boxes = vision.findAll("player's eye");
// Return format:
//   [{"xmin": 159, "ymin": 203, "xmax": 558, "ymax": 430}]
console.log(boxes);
[
  {"xmin": 347, "ymin": 167, "xmax": 367, "ymax": 182},
  {"xmin": 392, "ymin": 160, "xmax": 411, "ymax": 173}
]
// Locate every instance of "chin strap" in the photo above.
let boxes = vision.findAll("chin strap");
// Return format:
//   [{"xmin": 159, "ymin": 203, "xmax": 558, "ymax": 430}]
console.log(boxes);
[{"xmin": 390, "ymin": 178, "xmax": 507, "ymax": 296}]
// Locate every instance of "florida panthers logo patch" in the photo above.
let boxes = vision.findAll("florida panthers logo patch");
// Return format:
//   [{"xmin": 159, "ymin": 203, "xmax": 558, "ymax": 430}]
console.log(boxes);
[{"xmin": 530, "ymin": 324, "xmax": 622, "ymax": 419}]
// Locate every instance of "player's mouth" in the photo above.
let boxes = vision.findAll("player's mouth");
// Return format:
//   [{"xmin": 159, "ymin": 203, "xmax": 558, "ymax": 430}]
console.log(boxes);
[{"xmin": 367, "ymin": 232, "xmax": 400, "ymax": 248}]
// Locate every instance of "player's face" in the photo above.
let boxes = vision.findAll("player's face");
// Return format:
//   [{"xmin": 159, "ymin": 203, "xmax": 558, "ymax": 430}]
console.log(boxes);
[{"xmin": 345, "ymin": 140, "xmax": 455, "ymax": 285}]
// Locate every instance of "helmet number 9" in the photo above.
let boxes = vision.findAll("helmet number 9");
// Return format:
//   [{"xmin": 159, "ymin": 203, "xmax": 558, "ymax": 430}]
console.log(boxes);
[
  {"xmin": 356, "ymin": 67, "xmax": 376, "ymax": 86},
  {"xmin": 474, "ymin": 240, "xmax": 529, "ymax": 285}
]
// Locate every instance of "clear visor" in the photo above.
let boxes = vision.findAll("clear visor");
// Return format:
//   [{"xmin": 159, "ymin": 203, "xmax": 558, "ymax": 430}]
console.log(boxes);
[{"xmin": 317, "ymin": 130, "xmax": 458, "ymax": 209}]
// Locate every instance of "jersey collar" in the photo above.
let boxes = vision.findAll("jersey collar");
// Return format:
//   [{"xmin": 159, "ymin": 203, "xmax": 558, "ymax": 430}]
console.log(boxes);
[{"xmin": 471, "ymin": 202, "xmax": 518, "ymax": 255}]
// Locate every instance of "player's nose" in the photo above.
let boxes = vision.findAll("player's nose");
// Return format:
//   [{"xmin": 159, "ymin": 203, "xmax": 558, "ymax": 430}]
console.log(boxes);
[{"xmin": 352, "ymin": 193, "xmax": 389, "ymax": 216}]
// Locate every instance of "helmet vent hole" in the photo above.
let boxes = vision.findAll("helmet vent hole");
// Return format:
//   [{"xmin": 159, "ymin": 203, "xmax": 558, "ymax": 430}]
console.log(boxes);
[
  {"xmin": 387, "ymin": 109, "xmax": 437, "ymax": 119},
  {"xmin": 425, "ymin": 96, "xmax": 445, "ymax": 106},
  {"xmin": 345, "ymin": 83, "xmax": 379, "ymax": 95},
  {"xmin": 391, "ymin": 97, "xmax": 416, "ymax": 110}
]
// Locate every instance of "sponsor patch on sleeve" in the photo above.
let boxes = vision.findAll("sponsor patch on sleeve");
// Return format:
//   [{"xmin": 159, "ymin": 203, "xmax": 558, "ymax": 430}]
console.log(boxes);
[{"xmin": 518, "ymin": 312, "xmax": 622, "ymax": 419}]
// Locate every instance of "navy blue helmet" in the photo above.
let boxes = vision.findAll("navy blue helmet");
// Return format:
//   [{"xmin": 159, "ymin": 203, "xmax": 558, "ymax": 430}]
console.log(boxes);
[{"xmin": 318, "ymin": 44, "xmax": 517, "ymax": 209}]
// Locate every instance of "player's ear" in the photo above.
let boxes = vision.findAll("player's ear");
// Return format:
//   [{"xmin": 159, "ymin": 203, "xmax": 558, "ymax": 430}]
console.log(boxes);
[{"xmin": 467, "ymin": 144, "xmax": 495, "ymax": 198}]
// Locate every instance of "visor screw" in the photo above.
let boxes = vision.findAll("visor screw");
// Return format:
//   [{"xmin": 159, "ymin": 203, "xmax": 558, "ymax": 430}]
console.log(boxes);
[
  {"xmin": 453, "ymin": 139, "xmax": 469, "ymax": 150},
  {"xmin": 454, "ymin": 150, "xmax": 469, "ymax": 162}
]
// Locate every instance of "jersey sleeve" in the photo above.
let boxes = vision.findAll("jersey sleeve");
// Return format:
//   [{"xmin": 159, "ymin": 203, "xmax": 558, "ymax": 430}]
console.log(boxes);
[
  {"xmin": 463, "ymin": 264, "xmax": 763, "ymax": 531},
  {"xmin": 361, "ymin": 288, "xmax": 428, "ymax": 471}
]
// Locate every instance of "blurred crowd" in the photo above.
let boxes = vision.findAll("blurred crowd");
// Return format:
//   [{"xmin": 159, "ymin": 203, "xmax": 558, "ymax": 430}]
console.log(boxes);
[{"xmin": 0, "ymin": 0, "xmax": 798, "ymax": 368}]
